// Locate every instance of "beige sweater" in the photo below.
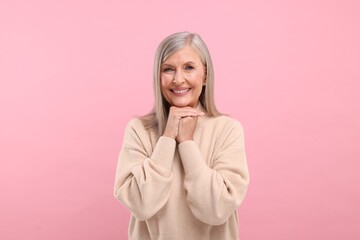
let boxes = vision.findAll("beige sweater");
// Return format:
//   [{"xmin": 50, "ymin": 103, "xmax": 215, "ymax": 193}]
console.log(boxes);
[{"xmin": 114, "ymin": 112, "xmax": 249, "ymax": 240}]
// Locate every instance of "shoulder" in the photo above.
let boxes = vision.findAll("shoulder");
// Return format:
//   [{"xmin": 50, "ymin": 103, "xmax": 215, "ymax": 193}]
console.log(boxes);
[
  {"xmin": 126, "ymin": 116, "xmax": 158, "ymax": 133},
  {"xmin": 124, "ymin": 117, "xmax": 151, "ymax": 137},
  {"xmin": 207, "ymin": 115, "xmax": 244, "ymax": 133},
  {"xmin": 200, "ymin": 115, "xmax": 246, "ymax": 152},
  {"xmin": 122, "ymin": 117, "xmax": 157, "ymax": 148},
  {"xmin": 198, "ymin": 115, "xmax": 245, "ymax": 142},
  {"xmin": 126, "ymin": 117, "xmax": 145, "ymax": 130}
]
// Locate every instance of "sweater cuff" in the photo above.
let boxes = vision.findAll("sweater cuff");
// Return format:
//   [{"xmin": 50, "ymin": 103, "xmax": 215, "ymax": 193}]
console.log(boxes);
[
  {"xmin": 150, "ymin": 136, "xmax": 176, "ymax": 170},
  {"xmin": 178, "ymin": 140, "xmax": 207, "ymax": 178}
]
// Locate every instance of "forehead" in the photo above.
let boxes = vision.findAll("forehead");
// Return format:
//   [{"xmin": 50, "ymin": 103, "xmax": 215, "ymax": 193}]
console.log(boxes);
[{"xmin": 163, "ymin": 46, "xmax": 202, "ymax": 65}]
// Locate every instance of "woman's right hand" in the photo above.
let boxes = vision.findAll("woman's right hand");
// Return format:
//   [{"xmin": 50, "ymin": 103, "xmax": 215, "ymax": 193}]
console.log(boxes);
[{"xmin": 162, "ymin": 106, "xmax": 204, "ymax": 140}]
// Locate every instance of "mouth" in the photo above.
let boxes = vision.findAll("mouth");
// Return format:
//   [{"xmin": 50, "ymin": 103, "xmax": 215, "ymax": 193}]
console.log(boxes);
[{"xmin": 171, "ymin": 88, "xmax": 191, "ymax": 95}]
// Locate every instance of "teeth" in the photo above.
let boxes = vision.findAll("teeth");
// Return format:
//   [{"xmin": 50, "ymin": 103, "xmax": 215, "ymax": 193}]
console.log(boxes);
[{"xmin": 173, "ymin": 89, "xmax": 190, "ymax": 94}]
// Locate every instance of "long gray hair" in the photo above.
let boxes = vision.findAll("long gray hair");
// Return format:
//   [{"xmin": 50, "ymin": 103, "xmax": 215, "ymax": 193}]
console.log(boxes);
[{"xmin": 141, "ymin": 31, "xmax": 221, "ymax": 137}]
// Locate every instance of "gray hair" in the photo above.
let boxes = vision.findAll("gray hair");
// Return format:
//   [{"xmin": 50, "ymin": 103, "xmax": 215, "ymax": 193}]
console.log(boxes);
[{"xmin": 142, "ymin": 31, "xmax": 221, "ymax": 137}]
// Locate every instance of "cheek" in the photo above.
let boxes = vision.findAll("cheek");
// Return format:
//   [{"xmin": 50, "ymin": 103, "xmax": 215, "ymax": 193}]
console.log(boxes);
[
  {"xmin": 190, "ymin": 72, "xmax": 205, "ymax": 86},
  {"xmin": 160, "ymin": 77, "xmax": 167, "ymax": 89},
  {"xmin": 160, "ymin": 75, "xmax": 172, "ymax": 87}
]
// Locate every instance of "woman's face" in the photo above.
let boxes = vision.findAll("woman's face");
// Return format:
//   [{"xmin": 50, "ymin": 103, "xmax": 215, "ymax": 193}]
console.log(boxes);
[{"xmin": 160, "ymin": 46, "xmax": 206, "ymax": 108}]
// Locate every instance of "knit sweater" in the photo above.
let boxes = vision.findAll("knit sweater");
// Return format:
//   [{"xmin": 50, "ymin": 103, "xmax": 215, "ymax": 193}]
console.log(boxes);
[{"xmin": 114, "ymin": 110, "xmax": 249, "ymax": 240}]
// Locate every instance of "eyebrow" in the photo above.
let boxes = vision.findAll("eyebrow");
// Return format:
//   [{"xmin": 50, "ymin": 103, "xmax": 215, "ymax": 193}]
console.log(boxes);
[{"xmin": 161, "ymin": 61, "xmax": 196, "ymax": 66}]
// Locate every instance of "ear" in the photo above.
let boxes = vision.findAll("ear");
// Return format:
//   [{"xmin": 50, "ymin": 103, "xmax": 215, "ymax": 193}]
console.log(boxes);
[{"xmin": 203, "ymin": 77, "xmax": 206, "ymax": 86}]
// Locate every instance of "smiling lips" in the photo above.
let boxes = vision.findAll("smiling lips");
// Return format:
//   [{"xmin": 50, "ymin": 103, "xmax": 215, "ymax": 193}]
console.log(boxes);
[{"xmin": 171, "ymin": 88, "xmax": 191, "ymax": 95}]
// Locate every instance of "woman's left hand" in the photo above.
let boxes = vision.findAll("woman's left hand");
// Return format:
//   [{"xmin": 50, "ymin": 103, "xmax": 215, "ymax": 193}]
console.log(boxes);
[{"xmin": 177, "ymin": 116, "xmax": 198, "ymax": 143}]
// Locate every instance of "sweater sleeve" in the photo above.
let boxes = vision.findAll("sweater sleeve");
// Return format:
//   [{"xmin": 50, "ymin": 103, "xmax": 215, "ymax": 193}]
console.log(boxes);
[
  {"xmin": 178, "ymin": 120, "xmax": 249, "ymax": 225},
  {"xmin": 114, "ymin": 119, "xmax": 176, "ymax": 220}
]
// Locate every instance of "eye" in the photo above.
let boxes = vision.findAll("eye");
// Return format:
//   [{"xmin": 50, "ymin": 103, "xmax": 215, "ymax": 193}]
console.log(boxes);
[
  {"xmin": 185, "ymin": 65, "xmax": 194, "ymax": 70},
  {"xmin": 162, "ymin": 67, "xmax": 174, "ymax": 73}
]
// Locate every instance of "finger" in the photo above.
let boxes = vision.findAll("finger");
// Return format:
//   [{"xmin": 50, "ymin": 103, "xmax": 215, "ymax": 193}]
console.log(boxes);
[
  {"xmin": 169, "ymin": 107, "xmax": 204, "ymax": 119},
  {"xmin": 180, "ymin": 116, "xmax": 198, "ymax": 120},
  {"xmin": 177, "ymin": 107, "xmax": 204, "ymax": 115},
  {"xmin": 178, "ymin": 110, "xmax": 204, "ymax": 118}
]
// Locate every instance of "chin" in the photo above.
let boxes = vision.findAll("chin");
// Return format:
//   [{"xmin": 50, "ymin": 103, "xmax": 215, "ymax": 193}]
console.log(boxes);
[
  {"xmin": 169, "ymin": 100, "xmax": 189, "ymax": 107},
  {"xmin": 172, "ymin": 103, "xmax": 189, "ymax": 107},
  {"xmin": 173, "ymin": 102, "xmax": 196, "ymax": 108}
]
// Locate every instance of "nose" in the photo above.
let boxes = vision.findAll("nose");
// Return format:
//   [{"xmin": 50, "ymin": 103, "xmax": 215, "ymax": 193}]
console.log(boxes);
[{"xmin": 173, "ymin": 70, "xmax": 185, "ymax": 85}]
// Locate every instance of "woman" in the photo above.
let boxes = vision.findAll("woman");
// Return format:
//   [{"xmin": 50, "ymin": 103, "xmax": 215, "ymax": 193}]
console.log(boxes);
[{"xmin": 114, "ymin": 32, "xmax": 249, "ymax": 240}]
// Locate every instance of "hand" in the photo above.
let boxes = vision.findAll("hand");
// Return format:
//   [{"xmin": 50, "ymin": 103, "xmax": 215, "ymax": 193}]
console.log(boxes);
[
  {"xmin": 177, "ymin": 116, "xmax": 198, "ymax": 143},
  {"xmin": 162, "ymin": 106, "xmax": 204, "ymax": 140}
]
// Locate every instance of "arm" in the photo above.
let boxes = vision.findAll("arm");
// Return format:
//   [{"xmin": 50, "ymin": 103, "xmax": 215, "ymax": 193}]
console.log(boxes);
[
  {"xmin": 178, "ymin": 120, "xmax": 249, "ymax": 225},
  {"xmin": 113, "ymin": 119, "xmax": 176, "ymax": 220}
]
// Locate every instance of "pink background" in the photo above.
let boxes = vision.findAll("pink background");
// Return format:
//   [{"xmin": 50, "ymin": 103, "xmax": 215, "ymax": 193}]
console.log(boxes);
[{"xmin": 1, "ymin": 0, "xmax": 359, "ymax": 239}]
